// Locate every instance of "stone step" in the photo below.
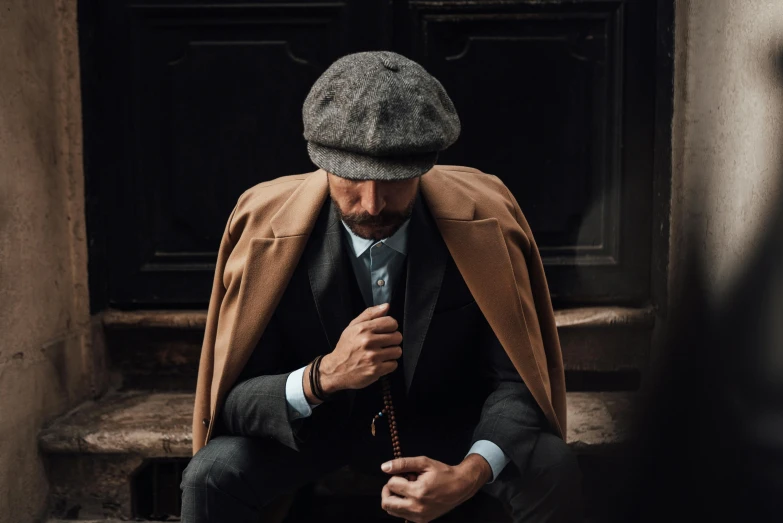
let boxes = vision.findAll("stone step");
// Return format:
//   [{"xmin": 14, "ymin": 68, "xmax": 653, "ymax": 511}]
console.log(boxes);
[
  {"xmin": 40, "ymin": 390, "xmax": 632, "ymax": 520},
  {"xmin": 102, "ymin": 307, "xmax": 654, "ymax": 390},
  {"xmin": 40, "ymin": 391, "xmax": 632, "ymax": 458},
  {"xmin": 40, "ymin": 391, "xmax": 192, "ymax": 457}
]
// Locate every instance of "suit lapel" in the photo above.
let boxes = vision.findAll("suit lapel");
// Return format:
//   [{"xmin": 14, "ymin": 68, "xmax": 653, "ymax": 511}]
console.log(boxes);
[
  {"xmin": 402, "ymin": 190, "xmax": 449, "ymax": 392},
  {"xmin": 306, "ymin": 196, "xmax": 356, "ymax": 353}
]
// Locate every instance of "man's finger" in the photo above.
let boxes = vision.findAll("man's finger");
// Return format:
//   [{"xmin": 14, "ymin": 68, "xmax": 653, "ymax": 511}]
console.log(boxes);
[
  {"xmin": 368, "ymin": 314, "xmax": 399, "ymax": 334},
  {"xmin": 371, "ymin": 346, "xmax": 402, "ymax": 362},
  {"xmin": 381, "ymin": 456, "xmax": 430, "ymax": 474},
  {"xmin": 386, "ymin": 475, "xmax": 416, "ymax": 498},
  {"xmin": 381, "ymin": 484, "xmax": 416, "ymax": 519},
  {"xmin": 365, "ymin": 332, "xmax": 401, "ymax": 350},
  {"xmin": 349, "ymin": 303, "xmax": 389, "ymax": 326}
]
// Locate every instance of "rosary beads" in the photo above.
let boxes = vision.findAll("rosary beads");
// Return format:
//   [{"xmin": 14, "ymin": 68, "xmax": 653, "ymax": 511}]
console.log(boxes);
[
  {"xmin": 372, "ymin": 376, "xmax": 402, "ymax": 458},
  {"xmin": 374, "ymin": 374, "xmax": 416, "ymax": 523}
]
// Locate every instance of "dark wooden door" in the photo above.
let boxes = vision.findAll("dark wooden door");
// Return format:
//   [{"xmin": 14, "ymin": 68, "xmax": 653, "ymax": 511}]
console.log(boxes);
[{"xmin": 80, "ymin": 0, "xmax": 663, "ymax": 310}]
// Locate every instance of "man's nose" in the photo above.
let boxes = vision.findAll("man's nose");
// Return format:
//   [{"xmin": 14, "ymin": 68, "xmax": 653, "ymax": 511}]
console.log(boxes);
[{"xmin": 360, "ymin": 181, "xmax": 386, "ymax": 216}]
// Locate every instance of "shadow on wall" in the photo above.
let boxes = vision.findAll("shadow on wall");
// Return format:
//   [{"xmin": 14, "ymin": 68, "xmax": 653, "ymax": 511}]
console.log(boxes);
[{"xmin": 608, "ymin": 51, "xmax": 783, "ymax": 522}]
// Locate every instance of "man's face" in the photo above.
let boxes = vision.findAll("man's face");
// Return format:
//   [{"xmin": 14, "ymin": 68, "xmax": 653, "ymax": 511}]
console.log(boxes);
[{"xmin": 327, "ymin": 172, "xmax": 420, "ymax": 241}]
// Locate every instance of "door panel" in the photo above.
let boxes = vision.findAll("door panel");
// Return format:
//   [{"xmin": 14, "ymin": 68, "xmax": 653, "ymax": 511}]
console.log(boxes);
[
  {"xmin": 80, "ymin": 0, "xmax": 661, "ymax": 308},
  {"xmin": 405, "ymin": 0, "xmax": 655, "ymax": 303}
]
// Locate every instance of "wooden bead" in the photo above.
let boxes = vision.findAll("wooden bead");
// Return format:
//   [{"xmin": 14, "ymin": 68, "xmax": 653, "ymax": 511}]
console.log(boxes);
[{"xmin": 378, "ymin": 374, "xmax": 408, "ymax": 504}]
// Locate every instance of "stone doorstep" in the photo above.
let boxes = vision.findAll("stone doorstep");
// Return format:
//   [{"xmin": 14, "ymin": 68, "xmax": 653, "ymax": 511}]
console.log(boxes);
[
  {"xmin": 102, "ymin": 307, "xmax": 655, "ymax": 379},
  {"xmin": 39, "ymin": 391, "xmax": 633, "ymax": 458},
  {"xmin": 40, "ymin": 391, "xmax": 192, "ymax": 456},
  {"xmin": 41, "ymin": 392, "xmax": 632, "ymax": 521}
]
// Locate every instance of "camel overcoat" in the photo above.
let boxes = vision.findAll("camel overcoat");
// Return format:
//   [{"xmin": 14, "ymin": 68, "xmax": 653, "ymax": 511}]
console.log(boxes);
[{"xmin": 192, "ymin": 165, "xmax": 566, "ymax": 455}]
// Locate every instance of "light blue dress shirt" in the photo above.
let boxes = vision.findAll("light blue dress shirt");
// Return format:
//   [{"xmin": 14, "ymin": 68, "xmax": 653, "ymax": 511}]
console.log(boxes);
[{"xmin": 284, "ymin": 216, "xmax": 511, "ymax": 483}]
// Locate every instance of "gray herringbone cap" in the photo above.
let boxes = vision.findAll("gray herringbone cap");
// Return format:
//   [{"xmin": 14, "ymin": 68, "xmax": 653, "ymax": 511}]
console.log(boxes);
[{"xmin": 302, "ymin": 51, "xmax": 461, "ymax": 181}]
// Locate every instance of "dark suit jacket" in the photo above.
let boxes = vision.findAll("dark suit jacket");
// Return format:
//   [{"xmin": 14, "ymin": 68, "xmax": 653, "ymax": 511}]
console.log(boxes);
[{"xmin": 216, "ymin": 188, "xmax": 549, "ymax": 476}]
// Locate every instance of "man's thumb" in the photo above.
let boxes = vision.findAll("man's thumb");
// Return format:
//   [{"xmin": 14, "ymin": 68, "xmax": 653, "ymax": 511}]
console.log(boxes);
[
  {"xmin": 349, "ymin": 303, "xmax": 389, "ymax": 326},
  {"xmin": 381, "ymin": 457, "xmax": 427, "ymax": 474}
]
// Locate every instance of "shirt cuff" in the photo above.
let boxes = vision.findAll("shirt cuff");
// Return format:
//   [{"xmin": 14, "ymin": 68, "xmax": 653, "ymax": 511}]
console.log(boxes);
[
  {"xmin": 466, "ymin": 440, "xmax": 511, "ymax": 484},
  {"xmin": 285, "ymin": 365, "xmax": 318, "ymax": 421}
]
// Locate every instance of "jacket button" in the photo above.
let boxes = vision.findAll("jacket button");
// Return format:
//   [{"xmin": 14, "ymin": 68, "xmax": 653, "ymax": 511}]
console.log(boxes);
[{"xmin": 202, "ymin": 418, "xmax": 210, "ymax": 427}]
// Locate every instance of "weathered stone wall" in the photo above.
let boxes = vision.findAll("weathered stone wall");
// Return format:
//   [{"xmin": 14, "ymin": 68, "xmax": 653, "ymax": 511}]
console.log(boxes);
[
  {"xmin": 0, "ymin": 1, "xmax": 96, "ymax": 522},
  {"xmin": 671, "ymin": 0, "xmax": 783, "ymax": 304}
]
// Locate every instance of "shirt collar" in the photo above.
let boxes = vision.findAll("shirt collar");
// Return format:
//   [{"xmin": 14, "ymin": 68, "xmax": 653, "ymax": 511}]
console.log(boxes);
[{"xmin": 340, "ymin": 217, "xmax": 410, "ymax": 258}]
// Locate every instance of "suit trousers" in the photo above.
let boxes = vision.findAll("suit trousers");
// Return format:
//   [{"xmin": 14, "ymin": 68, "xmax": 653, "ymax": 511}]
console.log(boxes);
[{"xmin": 180, "ymin": 427, "xmax": 582, "ymax": 523}]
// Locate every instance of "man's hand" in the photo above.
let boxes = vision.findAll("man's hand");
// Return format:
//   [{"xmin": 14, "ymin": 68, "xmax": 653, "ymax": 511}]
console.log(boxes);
[
  {"xmin": 309, "ymin": 303, "xmax": 402, "ymax": 399},
  {"xmin": 379, "ymin": 455, "xmax": 492, "ymax": 523}
]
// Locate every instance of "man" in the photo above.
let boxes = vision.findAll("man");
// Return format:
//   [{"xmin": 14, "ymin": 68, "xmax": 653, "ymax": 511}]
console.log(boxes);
[{"xmin": 181, "ymin": 51, "xmax": 581, "ymax": 523}]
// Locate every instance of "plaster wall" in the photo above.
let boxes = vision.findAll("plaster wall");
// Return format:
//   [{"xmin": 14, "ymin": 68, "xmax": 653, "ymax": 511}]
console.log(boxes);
[
  {"xmin": 0, "ymin": 1, "xmax": 97, "ymax": 521},
  {"xmin": 672, "ymin": 0, "xmax": 783, "ymax": 303}
]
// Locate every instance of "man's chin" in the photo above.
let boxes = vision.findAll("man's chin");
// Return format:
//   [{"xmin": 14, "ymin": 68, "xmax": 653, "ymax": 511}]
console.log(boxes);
[{"xmin": 349, "ymin": 223, "xmax": 396, "ymax": 240}]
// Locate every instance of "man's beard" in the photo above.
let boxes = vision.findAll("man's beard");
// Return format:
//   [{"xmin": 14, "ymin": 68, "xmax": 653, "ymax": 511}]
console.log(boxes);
[{"xmin": 330, "ymin": 191, "xmax": 417, "ymax": 241}]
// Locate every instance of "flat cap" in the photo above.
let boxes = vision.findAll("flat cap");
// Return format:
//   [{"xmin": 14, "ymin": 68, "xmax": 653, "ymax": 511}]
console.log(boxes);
[{"xmin": 302, "ymin": 51, "xmax": 461, "ymax": 181}]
